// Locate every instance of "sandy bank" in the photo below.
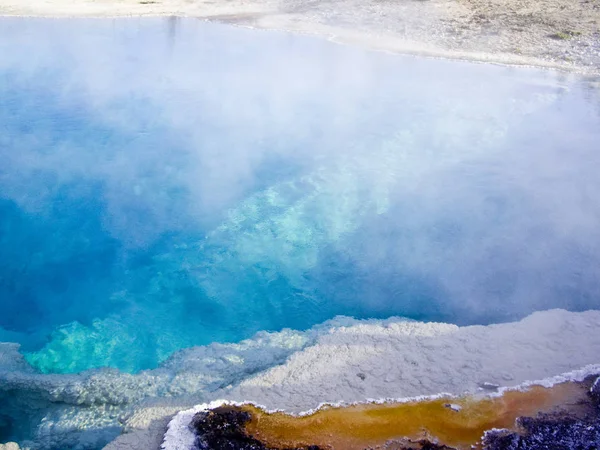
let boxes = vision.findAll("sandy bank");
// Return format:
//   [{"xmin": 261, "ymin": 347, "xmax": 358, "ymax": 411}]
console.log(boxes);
[{"xmin": 0, "ymin": 0, "xmax": 599, "ymax": 74}]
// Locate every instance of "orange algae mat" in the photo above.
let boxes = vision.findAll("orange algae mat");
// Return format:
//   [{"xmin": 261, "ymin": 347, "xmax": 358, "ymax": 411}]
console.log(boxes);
[{"xmin": 242, "ymin": 382, "xmax": 587, "ymax": 449}]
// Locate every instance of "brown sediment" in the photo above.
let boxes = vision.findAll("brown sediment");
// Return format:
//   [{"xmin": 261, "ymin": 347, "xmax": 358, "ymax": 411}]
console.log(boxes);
[{"xmin": 238, "ymin": 381, "xmax": 590, "ymax": 450}]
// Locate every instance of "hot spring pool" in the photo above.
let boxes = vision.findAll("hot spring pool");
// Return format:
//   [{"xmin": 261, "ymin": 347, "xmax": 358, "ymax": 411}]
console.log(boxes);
[{"xmin": 1, "ymin": 18, "xmax": 600, "ymax": 377}]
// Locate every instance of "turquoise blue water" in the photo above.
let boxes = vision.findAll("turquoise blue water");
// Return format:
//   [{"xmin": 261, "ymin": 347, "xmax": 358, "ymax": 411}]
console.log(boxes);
[{"xmin": 1, "ymin": 18, "xmax": 600, "ymax": 375}]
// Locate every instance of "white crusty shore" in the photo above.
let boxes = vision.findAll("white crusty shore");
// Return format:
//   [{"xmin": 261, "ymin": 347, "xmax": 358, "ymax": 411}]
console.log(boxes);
[
  {"xmin": 161, "ymin": 364, "xmax": 600, "ymax": 450},
  {"xmin": 222, "ymin": 309, "xmax": 600, "ymax": 412},
  {"xmin": 0, "ymin": 309, "xmax": 599, "ymax": 449},
  {"xmin": 104, "ymin": 309, "xmax": 600, "ymax": 450},
  {"xmin": 1, "ymin": 310, "xmax": 600, "ymax": 449}
]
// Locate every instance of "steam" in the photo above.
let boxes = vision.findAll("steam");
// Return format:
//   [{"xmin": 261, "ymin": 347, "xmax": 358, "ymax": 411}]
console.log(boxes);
[{"xmin": 0, "ymin": 17, "xmax": 599, "ymax": 373}]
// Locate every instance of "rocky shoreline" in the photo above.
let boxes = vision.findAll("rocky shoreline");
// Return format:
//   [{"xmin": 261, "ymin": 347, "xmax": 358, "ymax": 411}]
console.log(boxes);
[
  {"xmin": 185, "ymin": 375, "xmax": 600, "ymax": 450},
  {"xmin": 483, "ymin": 376, "xmax": 600, "ymax": 449}
]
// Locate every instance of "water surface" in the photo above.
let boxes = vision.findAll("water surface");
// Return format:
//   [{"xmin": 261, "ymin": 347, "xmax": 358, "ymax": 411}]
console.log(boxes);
[{"xmin": 1, "ymin": 18, "xmax": 600, "ymax": 374}]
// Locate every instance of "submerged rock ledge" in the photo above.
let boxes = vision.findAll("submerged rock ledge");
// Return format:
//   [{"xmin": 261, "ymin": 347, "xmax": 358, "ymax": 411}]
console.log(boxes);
[{"xmin": 170, "ymin": 375, "xmax": 600, "ymax": 450}]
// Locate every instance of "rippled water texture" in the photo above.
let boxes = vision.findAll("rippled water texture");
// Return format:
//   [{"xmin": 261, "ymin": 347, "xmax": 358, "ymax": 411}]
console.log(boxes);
[{"xmin": 1, "ymin": 18, "xmax": 599, "ymax": 374}]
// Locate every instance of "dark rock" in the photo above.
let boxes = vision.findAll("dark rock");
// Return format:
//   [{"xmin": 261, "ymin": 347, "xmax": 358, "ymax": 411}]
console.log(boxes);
[
  {"xmin": 416, "ymin": 442, "xmax": 455, "ymax": 450},
  {"xmin": 483, "ymin": 375, "xmax": 600, "ymax": 449},
  {"xmin": 190, "ymin": 406, "xmax": 322, "ymax": 450},
  {"xmin": 381, "ymin": 438, "xmax": 457, "ymax": 449},
  {"xmin": 483, "ymin": 415, "xmax": 600, "ymax": 449}
]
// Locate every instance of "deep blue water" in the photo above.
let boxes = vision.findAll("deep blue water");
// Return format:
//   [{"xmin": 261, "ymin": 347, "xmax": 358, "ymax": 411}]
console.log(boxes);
[{"xmin": 1, "ymin": 18, "xmax": 600, "ymax": 374}]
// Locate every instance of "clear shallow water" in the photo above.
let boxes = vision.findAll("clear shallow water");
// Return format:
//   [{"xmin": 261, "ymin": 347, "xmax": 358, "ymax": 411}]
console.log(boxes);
[{"xmin": 1, "ymin": 18, "xmax": 600, "ymax": 375}]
